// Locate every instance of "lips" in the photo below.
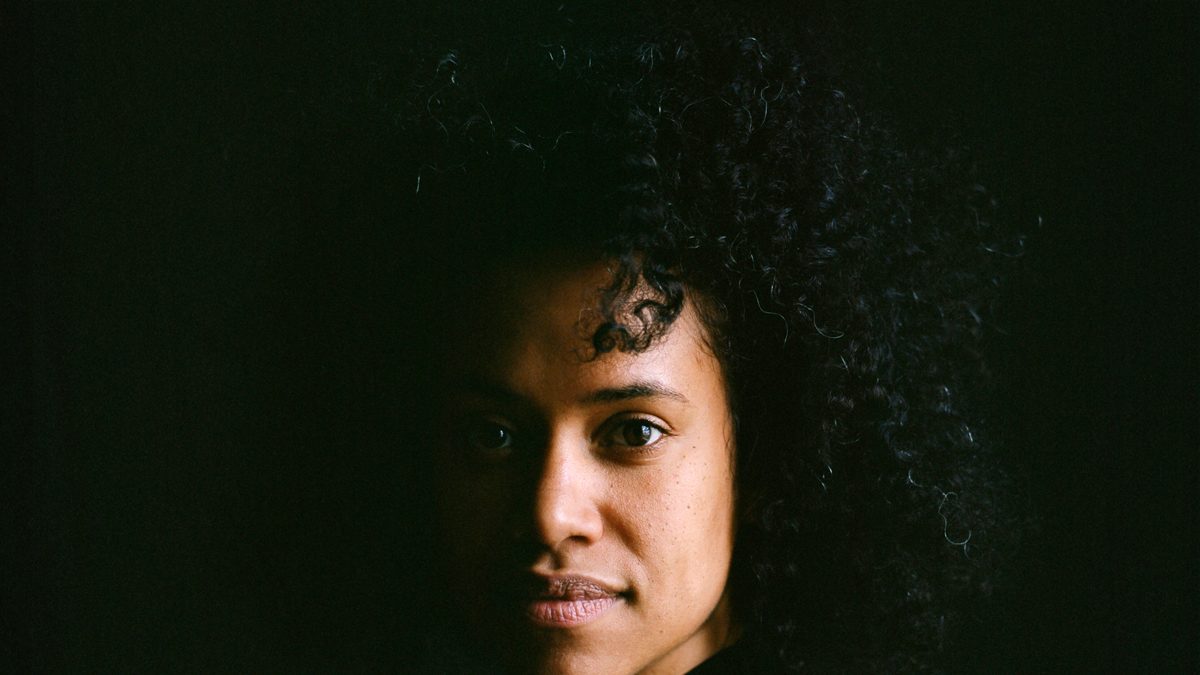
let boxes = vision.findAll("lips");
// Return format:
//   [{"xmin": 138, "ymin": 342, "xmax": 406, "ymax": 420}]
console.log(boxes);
[{"xmin": 522, "ymin": 575, "xmax": 622, "ymax": 628}]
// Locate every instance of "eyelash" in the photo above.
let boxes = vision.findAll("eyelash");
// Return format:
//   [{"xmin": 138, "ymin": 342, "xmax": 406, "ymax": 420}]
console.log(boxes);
[
  {"xmin": 461, "ymin": 418, "xmax": 517, "ymax": 459},
  {"xmin": 458, "ymin": 415, "xmax": 671, "ymax": 459},
  {"xmin": 598, "ymin": 416, "xmax": 670, "ymax": 452}
]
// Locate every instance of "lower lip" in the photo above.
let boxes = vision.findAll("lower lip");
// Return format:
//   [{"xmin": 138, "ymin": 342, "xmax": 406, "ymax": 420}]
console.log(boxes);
[{"xmin": 525, "ymin": 596, "xmax": 618, "ymax": 628}]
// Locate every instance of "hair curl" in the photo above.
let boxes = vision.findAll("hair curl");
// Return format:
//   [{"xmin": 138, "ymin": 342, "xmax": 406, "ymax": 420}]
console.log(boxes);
[{"xmin": 387, "ymin": 4, "xmax": 1021, "ymax": 671}]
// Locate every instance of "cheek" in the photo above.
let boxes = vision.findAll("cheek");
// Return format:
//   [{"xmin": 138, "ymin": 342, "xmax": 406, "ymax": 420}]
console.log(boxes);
[
  {"xmin": 677, "ymin": 461, "xmax": 736, "ymax": 576},
  {"xmin": 617, "ymin": 445, "xmax": 736, "ymax": 600},
  {"xmin": 436, "ymin": 470, "xmax": 513, "ymax": 565}
]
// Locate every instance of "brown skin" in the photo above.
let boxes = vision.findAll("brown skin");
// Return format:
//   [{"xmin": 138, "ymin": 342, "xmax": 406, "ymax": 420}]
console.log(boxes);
[{"xmin": 435, "ymin": 260, "xmax": 738, "ymax": 674}]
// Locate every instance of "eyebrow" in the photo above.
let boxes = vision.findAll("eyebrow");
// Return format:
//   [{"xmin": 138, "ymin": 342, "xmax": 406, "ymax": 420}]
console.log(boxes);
[
  {"xmin": 452, "ymin": 376, "xmax": 689, "ymax": 405},
  {"xmin": 452, "ymin": 377, "xmax": 527, "ymax": 404},
  {"xmin": 580, "ymin": 381, "xmax": 689, "ymax": 405}
]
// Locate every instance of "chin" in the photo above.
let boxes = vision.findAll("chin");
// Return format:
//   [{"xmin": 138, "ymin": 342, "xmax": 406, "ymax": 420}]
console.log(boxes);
[{"xmin": 516, "ymin": 646, "xmax": 623, "ymax": 675}]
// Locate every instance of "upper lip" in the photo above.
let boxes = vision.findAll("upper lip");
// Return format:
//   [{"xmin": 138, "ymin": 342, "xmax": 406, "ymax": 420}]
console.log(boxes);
[{"xmin": 526, "ymin": 573, "xmax": 623, "ymax": 600}]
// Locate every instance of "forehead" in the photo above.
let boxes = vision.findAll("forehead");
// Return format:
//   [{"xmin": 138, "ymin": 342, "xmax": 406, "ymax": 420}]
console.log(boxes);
[
  {"xmin": 441, "ymin": 259, "xmax": 721, "ymax": 392},
  {"xmin": 487, "ymin": 258, "xmax": 610, "ymax": 350}
]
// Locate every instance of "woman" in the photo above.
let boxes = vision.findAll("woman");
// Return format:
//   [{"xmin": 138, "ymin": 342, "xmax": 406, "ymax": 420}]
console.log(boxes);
[{"xmin": 387, "ymin": 3, "xmax": 1019, "ymax": 671}]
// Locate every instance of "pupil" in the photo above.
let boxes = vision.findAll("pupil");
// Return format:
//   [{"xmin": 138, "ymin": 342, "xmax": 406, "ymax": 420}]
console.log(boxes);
[
  {"xmin": 624, "ymin": 422, "xmax": 652, "ymax": 446},
  {"xmin": 471, "ymin": 425, "xmax": 508, "ymax": 450}
]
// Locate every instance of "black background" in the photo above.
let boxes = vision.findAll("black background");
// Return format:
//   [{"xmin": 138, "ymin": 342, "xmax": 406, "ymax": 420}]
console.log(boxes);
[{"xmin": 6, "ymin": 2, "xmax": 1196, "ymax": 671}]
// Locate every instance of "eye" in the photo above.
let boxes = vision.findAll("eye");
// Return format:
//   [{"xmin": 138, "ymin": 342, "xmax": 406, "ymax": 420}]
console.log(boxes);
[
  {"xmin": 463, "ymin": 420, "xmax": 515, "ymax": 458},
  {"xmin": 603, "ymin": 418, "xmax": 667, "ymax": 449}
]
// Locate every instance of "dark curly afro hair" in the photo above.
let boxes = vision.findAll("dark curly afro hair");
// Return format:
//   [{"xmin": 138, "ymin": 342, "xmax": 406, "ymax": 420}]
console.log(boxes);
[{"xmin": 381, "ymin": 2, "xmax": 1023, "ymax": 671}]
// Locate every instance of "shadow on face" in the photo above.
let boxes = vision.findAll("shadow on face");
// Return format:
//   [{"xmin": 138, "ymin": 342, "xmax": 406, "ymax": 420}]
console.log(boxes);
[{"xmin": 432, "ymin": 258, "xmax": 739, "ymax": 675}]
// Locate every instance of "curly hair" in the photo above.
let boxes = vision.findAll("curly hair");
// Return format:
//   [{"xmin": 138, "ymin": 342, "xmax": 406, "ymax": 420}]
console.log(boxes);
[{"xmin": 385, "ymin": 3, "xmax": 1020, "ymax": 671}]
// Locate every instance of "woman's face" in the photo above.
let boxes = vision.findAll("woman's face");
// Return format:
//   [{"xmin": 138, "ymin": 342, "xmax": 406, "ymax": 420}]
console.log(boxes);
[{"xmin": 435, "ymin": 260, "xmax": 738, "ymax": 674}]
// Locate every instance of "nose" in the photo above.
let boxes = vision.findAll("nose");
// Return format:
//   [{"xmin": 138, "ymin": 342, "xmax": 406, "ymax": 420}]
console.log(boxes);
[{"xmin": 531, "ymin": 432, "xmax": 604, "ymax": 550}]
